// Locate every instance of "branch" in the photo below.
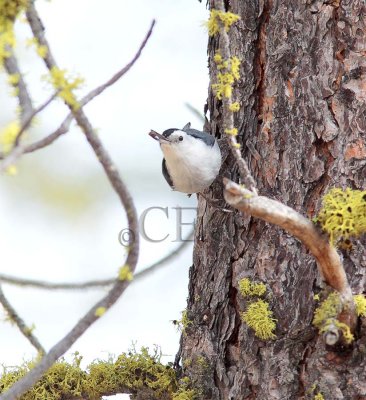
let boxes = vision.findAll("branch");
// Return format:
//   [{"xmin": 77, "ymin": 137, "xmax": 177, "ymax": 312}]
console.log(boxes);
[
  {"xmin": 214, "ymin": 0, "xmax": 258, "ymax": 195},
  {"xmin": 0, "ymin": 92, "xmax": 58, "ymax": 172},
  {"xmin": 0, "ymin": 19, "xmax": 155, "ymax": 161},
  {"xmin": 4, "ymin": 52, "xmax": 34, "ymax": 123},
  {"xmin": 223, "ymin": 179, "xmax": 356, "ymax": 337},
  {"xmin": 0, "ymin": 230, "xmax": 193, "ymax": 290},
  {"xmin": 0, "ymin": 285, "xmax": 45, "ymax": 354}
]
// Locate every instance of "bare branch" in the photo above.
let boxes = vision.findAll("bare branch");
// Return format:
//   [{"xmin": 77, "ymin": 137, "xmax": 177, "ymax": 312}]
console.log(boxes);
[
  {"xmin": 0, "ymin": 285, "xmax": 45, "ymax": 354},
  {"xmin": 0, "ymin": 230, "xmax": 193, "ymax": 290}
]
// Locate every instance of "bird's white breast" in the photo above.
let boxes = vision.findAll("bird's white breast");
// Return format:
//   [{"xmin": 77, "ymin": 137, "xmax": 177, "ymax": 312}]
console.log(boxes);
[{"xmin": 161, "ymin": 136, "xmax": 222, "ymax": 194}]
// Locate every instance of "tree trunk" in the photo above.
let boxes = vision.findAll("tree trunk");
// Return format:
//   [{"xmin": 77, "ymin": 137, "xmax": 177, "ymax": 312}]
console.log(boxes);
[{"xmin": 177, "ymin": 1, "xmax": 366, "ymax": 399}]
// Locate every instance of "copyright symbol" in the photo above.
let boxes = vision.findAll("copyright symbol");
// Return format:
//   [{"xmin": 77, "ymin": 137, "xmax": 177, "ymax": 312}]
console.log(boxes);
[{"xmin": 118, "ymin": 228, "xmax": 135, "ymax": 247}]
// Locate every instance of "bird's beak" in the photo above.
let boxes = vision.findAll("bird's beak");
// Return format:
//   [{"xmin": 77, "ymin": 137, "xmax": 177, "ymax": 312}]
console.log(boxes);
[{"xmin": 149, "ymin": 130, "xmax": 170, "ymax": 142}]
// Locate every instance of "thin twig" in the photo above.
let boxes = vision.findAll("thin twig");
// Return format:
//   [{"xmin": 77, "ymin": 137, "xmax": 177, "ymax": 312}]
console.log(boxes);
[
  {"xmin": 0, "ymin": 92, "xmax": 58, "ymax": 172},
  {"xmin": 0, "ymin": 230, "xmax": 194, "ymax": 290},
  {"xmin": 0, "ymin": 285, "xmax": 45, "ymax": 354},
  {"xmin": 0, "ymin": 4, "xmax": 154, "ymax": 399},
  {"xmin": 223, "ymin": 178, "xmax": 356, "ymax": 336},
  {"xmin": 14, "ymin": 91, "xmax": 59, "ymax": 147},
  {"xmin": 0, "ymin": 20, "xmax": 155, "ymax": 161},
  {"xmin": 214, "ymin": 0, "xmax": 258, "ymax": 195}
]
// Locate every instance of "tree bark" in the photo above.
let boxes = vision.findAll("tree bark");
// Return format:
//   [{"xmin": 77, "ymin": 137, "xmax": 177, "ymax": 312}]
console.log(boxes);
[{"xmin": 177, "ymin": 0, "xmax": 366, "ymax": 399}]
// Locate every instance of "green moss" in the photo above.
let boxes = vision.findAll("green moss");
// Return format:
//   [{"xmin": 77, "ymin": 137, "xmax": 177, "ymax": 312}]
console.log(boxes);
[
  {"xmin": 241, "ymin": 299, "xmax": 276, "ymax": 340},
  {"xmin": 0, "ymin": 347, "xmax": 197, "ymax": 399},
  {"xmin": 238, "ymin": 278, "xmax": 266, "ymax": 298},
  {"xmin": 315, "ymin": 188, "xmax": 366, "ymax": 245}
]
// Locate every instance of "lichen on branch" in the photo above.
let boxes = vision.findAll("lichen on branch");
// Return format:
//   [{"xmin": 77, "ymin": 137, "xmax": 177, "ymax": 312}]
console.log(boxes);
[{"xmin": 0, "ymin": 347, "xmax": 197, "ymax": 399}]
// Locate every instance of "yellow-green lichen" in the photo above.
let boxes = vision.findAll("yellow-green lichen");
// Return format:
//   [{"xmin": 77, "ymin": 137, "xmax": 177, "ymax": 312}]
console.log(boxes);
[
  {"xmin": 26, "ymin": 37, "xmax": 47, "ymax": 58},
  {"xmin": 212, "ymin": 53, "xmax": 241, "ymax": 100},
  {"xmin": 0, "ymin": 0, "xmax": 28, "ymax": 66},
  {"xmin": 241, "ymin": 299, "xmax": 276, "ymax": 340},
  {"xmin": 229, "ymin": 102, "xmax": 240, "ymax": 112},
  {"xmin": 175, "ymin": 310, "xmax": 192, "ymax": 334},
  {"xmin": 94, "ymin": 307, "xmax": 106, "ymax": 317},
  {"xmin": 206, "ymin": 9, "xmax": 240, "ymax": 36},
  {"xmin": 315, "ymin": 188, "xmax": 366, "ymax": 246},
  {"xmin": 314, "ymin": 392, "xmax": 325, "ymax": 400},
  {"xmin": 238, "ymin": 278, "xmax": 266, "ymax": 298},
  {"xmin": 7, "ymin": 73, "xmax": 19, "ymax": 85},
  {"xmin": 0, "ymin": 120, "xmax": 20, "ymax": 153},
  {"xmin": 354, "ymin": 294, "xmax": 366, "ymax": 317},
  {"xmin": 0, "ymin": 347, "xmax": 197, "ymax": 399},
  {"xmin": 47, "ymin": 66, "xmax": 84, "ymax": 110},
  {"xmin": 118, "ymin": 264, "xmax": 133, "ymax": 281},
  {"xmin": 332, "ymin": 320, "xmax": 354, "ymax": 344},
  {"xmin": 224, "ymin": 128, "xmax": 238, "ymax": 136},
  {"xmin": 313, "ymin": 292, "xmax": 342, "ymax": 328},
  {"xmin": 313, "ymin": 292, "xmax": 354, "ymax": 344}
]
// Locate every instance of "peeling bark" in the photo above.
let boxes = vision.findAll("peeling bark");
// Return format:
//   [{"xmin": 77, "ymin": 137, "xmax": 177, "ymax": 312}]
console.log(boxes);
[{"xmin": 177, "ymin": 1, "xmax": 366, "ymax": 399}]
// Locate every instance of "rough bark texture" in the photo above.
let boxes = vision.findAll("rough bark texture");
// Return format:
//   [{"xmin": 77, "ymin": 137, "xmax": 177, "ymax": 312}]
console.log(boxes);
[{"xmin": 178, "ymin": 1, "xmax": 366, "ymax": 399}]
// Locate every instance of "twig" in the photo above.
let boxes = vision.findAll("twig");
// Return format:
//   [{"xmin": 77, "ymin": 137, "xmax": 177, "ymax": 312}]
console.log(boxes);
[
  {"xmin": 0, "ymin": 20, "xmax": 155, "ymax": 161},
  {"xmin": 4, "ymin": 52, "xmax": 34, "ymax": 123},
  {"xmin": 0, "ymin": 92, "xmax": 58, "ymax": 172},
  {"xmin": 185, "ymin": 103, "xmax": 205, "ymax": 123},
  {"xmin": 223, "ymin": 179, "xmax": 356, "ymax": 335},
  {"xmin": 0, "ymin": 285, "xmax": 45, "ymax": 354},
  {"xmin": 0, "ymin": 230, "xmax": 194, "ymax": 290},
  {"xmin": 14, "ymin": 91, "xmax": 59, "ymax": 147},
  {"xmin": 214, "ymin": 0, "xmax": 258, "ymax": 195},
  {"xmin": 0, "ymin": 4, "xmax": 154, "ymax": 400}
]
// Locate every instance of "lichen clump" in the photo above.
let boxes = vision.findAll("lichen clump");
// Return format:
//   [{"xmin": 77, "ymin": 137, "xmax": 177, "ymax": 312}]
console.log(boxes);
[
  {"xmin": 175, "ymin": 309, "xmax": 192, "ymax": 334},
  {"xmin": 0, "ymin": 0, "xmax": 28, "ymax": 65},
  {"xmin": 313, "ymin": 292, "xmax": 354, "ymax": 344},
  {"xmin": 354, "ymin": 294, "xmax": 366, "ymax": 317},
  {"xmin": 238, "ymin": 278, "xmax": 267, "ymax": 298},
  {"xmin": 212, "ymin": 52, "xmax": 241, "ymax": 100},
  {"xmin": 241, "ymin": 299, "xmax": 277, "ymax": 340},
  {"xmin": 315, "ymin": 188, "xmax": 366, "ymax": 245},
  {"xmin": 0, "ymin": 347, "xmax": 196, "ymax": 399},
  {"xmin": 238, "ymin": 278, "xmax": 276, "ymax": 340},
  {"xmin": 206, "ymin": 9, "xmax": 240, "ymax": 36},
  {"xmin": 47, "ymin": 66, "xmax": 84, "ymax": 110},
  {"xmin": 118, "ymin": 264, "xmax": 133, "ymax": 281}
]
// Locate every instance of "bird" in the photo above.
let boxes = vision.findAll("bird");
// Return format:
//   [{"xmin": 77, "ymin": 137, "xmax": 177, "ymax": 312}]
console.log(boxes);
[{"xmin": 149, "ymin": 123, "xmax": 222, "ymax": 195}]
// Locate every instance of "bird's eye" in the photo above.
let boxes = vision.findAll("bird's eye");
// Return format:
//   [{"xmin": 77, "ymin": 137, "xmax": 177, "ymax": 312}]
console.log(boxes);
[{"xmin": 178, "ymin": 136, "xmax": 183, "ymax": 141}]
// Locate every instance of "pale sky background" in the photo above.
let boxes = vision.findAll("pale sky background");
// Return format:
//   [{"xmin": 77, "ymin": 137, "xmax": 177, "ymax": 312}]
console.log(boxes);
[{"xmin": 0, "ymin": 1, "xmax": 209, "ymax": 398}]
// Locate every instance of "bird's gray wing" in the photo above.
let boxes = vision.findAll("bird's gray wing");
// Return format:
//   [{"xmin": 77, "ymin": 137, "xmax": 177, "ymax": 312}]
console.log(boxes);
[
  {"xmin": 162, "ymin": 158, "xmax": 174, "ymax": 189},
  {"xmin": 183, "ymin": 128, "xmax": 215, "ymax": 147}
]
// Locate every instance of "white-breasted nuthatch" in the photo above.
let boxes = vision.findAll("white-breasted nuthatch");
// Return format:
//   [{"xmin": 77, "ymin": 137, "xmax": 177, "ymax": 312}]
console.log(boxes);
[{"xmin": 149, "ymin": 123, "xmax": 222, "ymax": 195}]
